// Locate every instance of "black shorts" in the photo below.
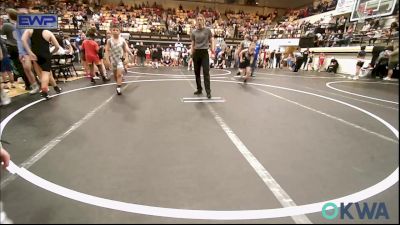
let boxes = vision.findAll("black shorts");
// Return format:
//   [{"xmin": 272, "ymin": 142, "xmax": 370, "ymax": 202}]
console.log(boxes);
[
  {"xmin": 356, "ymin": 61, "xmax": 364, "ymax": 67},
  {"xmin": 239, "ymin": 61, "xmax": 248, "ymax": 69},
  {"xmin": 239, "ymin": 59, "xmax": 250, "ymax": 68},
  {"xmin": 38, "ymin": 55, "xmax": 52, "ymax": 72},
  {"xmin": 98, "ymin": 47, "xmax": 104, "ymax": 59},
  {"xmin": 98, "ymin": 52, "xmax": 104, "ymax": 60}
]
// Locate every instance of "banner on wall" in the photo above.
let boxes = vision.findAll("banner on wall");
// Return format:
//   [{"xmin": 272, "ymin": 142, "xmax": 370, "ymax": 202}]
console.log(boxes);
[{"xmin": 335, "ymin": 0, "xmax": 356, "ymax": 14}]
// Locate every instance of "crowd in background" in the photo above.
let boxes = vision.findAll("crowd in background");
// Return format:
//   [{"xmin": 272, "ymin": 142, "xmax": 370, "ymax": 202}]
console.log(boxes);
[
  {"xmin": 2, "ymin": 0, "xmax": 398, "ymax": 47},
  {"xmin": 0, "ymin": 0, "xmax": 399, "ymax": 106}
]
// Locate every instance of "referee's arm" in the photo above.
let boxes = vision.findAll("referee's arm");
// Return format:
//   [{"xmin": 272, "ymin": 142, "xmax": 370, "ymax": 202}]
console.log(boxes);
[
  {"xmin": 191, "ymin": 41, "xmax": 195, "ymax": 54},
  {"xmin": 191, "ymin": 32, "xmax": 195, "ymax": 55}
]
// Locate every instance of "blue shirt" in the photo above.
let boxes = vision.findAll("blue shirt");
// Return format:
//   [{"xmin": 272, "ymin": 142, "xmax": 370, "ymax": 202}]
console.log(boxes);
[
  {"xmin": 215, "ymin": 46, "xmax": 221, "ymax": 58},
  {"xmin": 15, "ymin": 28, "xmax": 30, "ymax": 56},
  {"xmin": 254, "ymin": 41, "xmax": 261, "ymax": 60}
]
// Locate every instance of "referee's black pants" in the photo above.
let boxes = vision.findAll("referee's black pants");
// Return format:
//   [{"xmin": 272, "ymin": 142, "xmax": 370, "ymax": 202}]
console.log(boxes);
[
  {"xmin": 294, "ymin": 57, "xmax": 303, "ymax": 72},
  {"xmin": 193, "ymin": 49, "xmax": 211, "ymax": 94}
]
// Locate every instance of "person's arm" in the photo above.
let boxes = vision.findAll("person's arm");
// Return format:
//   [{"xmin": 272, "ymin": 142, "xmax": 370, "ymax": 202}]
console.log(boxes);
[
  {"xmin": 21, "ymin": 29, "xmax": 37, "ymax": 61},
  {"xmin": 1, "ymin": 147, "xmax": 10, "ymax": 169},
  {"xmin": 44, "ymin": 30, "xmax": 61, "ymax": 54},
  {"xmin": 250, "ymin": 54, "xmax": 255, "ymax": 66},
  {"xmin": 239, "ymin": 49, "xmax": 247, "ymax": 62},
  {"xmin": 0, "ymin": 46, "xmax": 3, "ymax": 61},
  {"xmin": 104, "ymin": 39, "xmax": 110, "ymax": 59},
  {"xmin": 209, "ymin": 29, "xmax": 214, "ymax": 52},
  {"xmin": 390, "ymin": 49, "xmax": 399, "ymax": 57},
  {"xmin": 190, "ymin": 32, "xmax": 195, "ymax": 55},
  {"xmin": 66, "ymin": 40, "xmax": 74, "ymax": 54},
  {"xmin": 81, "ymin": 40, "xmax": 86, "ymax": 60},
  {"xmin": 104, "ymin": 39, "xmax": 111, "ymax": 66},
  {"xmin": 236, "ymin": 43, "xmax": 243, "ymax": 58},
  {"xmin": 123, "ymin": 39, "xmax": 133, "ymax": 58}
]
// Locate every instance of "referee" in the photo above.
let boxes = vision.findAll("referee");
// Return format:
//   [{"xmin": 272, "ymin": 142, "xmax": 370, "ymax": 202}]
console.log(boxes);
[{"xmin": 191, "ymin": 14, "xmax": 214, "ymax": 99}]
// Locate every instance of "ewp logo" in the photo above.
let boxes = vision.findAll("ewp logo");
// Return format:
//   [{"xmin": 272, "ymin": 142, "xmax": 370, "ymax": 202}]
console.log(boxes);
[
  {"xmin": 322, "ymin": 202, "xmax": 389, "ymax": 220},
  {"xmin": 17, "ymin": 14, "xmax": 58, "ymax": 29}
]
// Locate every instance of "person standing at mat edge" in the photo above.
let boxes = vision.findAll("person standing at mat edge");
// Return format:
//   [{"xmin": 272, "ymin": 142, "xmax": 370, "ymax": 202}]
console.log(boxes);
[
  {"xmin": 191, "ymin": 14, "xmax": 214, "ymax": 99},
  {"xmin": 0, "ymin": 144, "xmax": 13, "ymax": 224}
]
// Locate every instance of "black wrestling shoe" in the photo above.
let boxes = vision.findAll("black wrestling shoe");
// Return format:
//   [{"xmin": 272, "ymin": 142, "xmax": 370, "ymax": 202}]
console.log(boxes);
[
  {"xmin": 41, "ymin": 92, "xmax": 50, "ymax": 100},
  {"xmin": 207, "ymin": 93, "xmax": 211, "ymax": 99},
  {"xmin": 102, "ymin": 76, "xmax": 110, "ymax": 82},
  {"xmin": 194, "ymin": 90, "xmax": 202, "ymax": 95},
  {"xmin": 54, "ymin": 86, "xmax": 62, "ymax": 94}
]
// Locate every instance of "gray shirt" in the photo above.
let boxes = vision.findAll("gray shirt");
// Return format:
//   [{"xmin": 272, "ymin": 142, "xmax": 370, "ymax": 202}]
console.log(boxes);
[
  {"xmin": 191, "ymin": 27, "xmax": 212, "ymax": 50},
  {"xmin": 0, "ymin": 23, "xmax": 17, "ymax": 47},
  {"xmin": 240, "ymin": 39, "xmax": 251, "ymax": 49}
]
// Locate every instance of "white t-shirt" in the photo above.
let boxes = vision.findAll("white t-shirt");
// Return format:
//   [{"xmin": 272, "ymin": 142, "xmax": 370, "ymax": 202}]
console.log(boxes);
[
  {"xmin": 175, "ymin": 42, "xmax": 183, "ymax": 52},
  {"xmin": 163, "ymin": 50, "xmax": 170, "ymax": 58},
  {"xmin": 64, "ymin": 39, "xmax": 71, "ymax": 47},
  {"xmin": 50, "ymin": 46, "xmax": 66, "ymax": 55},
  {"xmin": 92, "ymin": 14, "xmax": 100, "ymax": 23},
  {"xmin": 171, "ymin": 50, "xmax": 178, "ymax": 59}
]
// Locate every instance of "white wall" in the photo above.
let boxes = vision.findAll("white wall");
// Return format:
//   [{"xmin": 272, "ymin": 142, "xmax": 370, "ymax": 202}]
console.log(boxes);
[
  {"xmin": 291, "ymin": 53, "xmax": 372, "ymax": 75},
  {"xmin": 382, "ymin": 15, "xmax": 398, "ymax": 28},
  {"xmin": 263, "ymin": 38, "xmax": 300, "ymax": 51},
  {"xmin": 322, "ymin": 55, "xmax": 372, "ymax": 75},
  {"xmin": 304, "ymin": 46, "xmax": 373, "ymax": 75}
]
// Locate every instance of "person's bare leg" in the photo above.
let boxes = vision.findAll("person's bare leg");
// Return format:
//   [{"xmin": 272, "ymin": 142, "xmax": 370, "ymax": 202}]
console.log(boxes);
[
  {"xmin": 88, "ymin": 63, "xmax": 96, "ymax": 83},
  {"xmin": 116, "ymin": 68, "xmax": 123, "ymax": 85},
  {"xmin": 244, "ymin": 67, "xmax": 251, "ymax": 83},
  {"xmin": 1, "ymin": 72, "xmax": 9, "ymax": 89},
  {"xmin": 40, "ymin": 71, "xmax": 50, "ymax": 98},
  {"xmin": 387, "ymin": 69, "xmax": 393, "ymax": 79},
  {"xmin": 96, "ymin": 62, "xmax": 109, "ymax": 81},
  {"xmin": 20, "ymin": 56, "xmax": 37, "ymax": 85},
  {"xmin": 32, "ymin": 61, "xmax": 43, "ymax": 81},
  {"xmin": 21, "ymin": 57, "xmax": 40, "ymax": 94},
  {"xmin": 354, "ymin": 66, "xmax": 361, "ymax": 79},
  {"xmin": 384, "ymin": 69, "xmax": 393, "ymax": 80},
  {"xmin": 115, "ymin": 68, "xmax": 123, "ymax": 95},
  {"xmin": 7, "ymin": 71, "xmax": 15, "ymax": 88},
  {"xmin": 83, "ymin": 60, "xmax": 90, "ymax": 76},
  {"xmin": 33, "ymin": 62, "xmax": 61, "ymax": 93},
  {"xmin": 48, "ymin": 71, "xmax": 58, "ymax": 87},
  {"xmin": 99, "ymin": 60, "xmax": 108, "ymax": 79}
]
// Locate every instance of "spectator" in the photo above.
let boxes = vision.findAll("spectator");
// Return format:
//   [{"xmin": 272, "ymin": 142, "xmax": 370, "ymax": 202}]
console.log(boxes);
[
  {"xmin": 352, "ymin": 45, "xmax": 367, "ymax": 80},
  {"xmin": 137, "ymin": 42, "xmax": 146, "ymax": 66},
  {"xmin": 383, "ymin": 44, "xmax": 398, "ymax": 80},
  {"xmin": 293, "ymin": 48, "xmax": 303, "ymax": 72},
  {"xmin": 367, "ymin": 28, "xmax": 381, "ymax": 46},
  {"xmin": 301, "ymin": 48, "xmax": 309, "ymax": 70},
  {"xmin": 0, "ymin": 146, "xmax": 12, "ymax": 223},
  {"xmin": 275, "ymin": 49, "xmax": 282, "ymax": 69},
  {"xmin": 326, "ymin": 57, "xmax": 339, "ymax": 73},
  {"xmin": 318, "ymin": 52, "xmax": 325, "ymax": 72}
]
